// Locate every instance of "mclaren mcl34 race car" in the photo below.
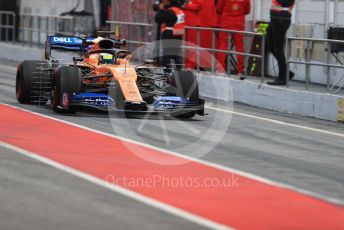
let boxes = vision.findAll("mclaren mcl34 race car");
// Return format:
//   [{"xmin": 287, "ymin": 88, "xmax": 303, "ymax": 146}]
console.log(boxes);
[{"xmin": 15, "ymin": 34, "xmax": 205, "ymax": 118}]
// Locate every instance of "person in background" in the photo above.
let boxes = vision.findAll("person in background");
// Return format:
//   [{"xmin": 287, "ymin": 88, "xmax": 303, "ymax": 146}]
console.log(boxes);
[
  {"xmin": 182, "ymin": 0, "xmax": 203, "ymax": 70},
  {"xmin": 216, "ymin": 0, "xmax": 251, "ymax": 79},
  {"xmin": 152, "ymin": 1, "xmax": 163, "ymax": 63},
  {"xmin": 214, "ymin": 0, "xmax": 221, "ymax": 28},
  {"xmin": 267, "ymin": 0, "xmax": 295, "ymax": 85},
  {"xmin": 155, "ymin": 0, "xmax": 185, "ymax": 70}
]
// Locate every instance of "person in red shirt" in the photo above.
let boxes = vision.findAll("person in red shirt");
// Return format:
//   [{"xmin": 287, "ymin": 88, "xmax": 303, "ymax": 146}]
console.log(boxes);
[
  {"xmin": 182, "ymin": 0, "xmax": 203, "ymax": 69},
  {"xmin": 216, "ymin": 0, "xmax": 251, "ymax": 77}
]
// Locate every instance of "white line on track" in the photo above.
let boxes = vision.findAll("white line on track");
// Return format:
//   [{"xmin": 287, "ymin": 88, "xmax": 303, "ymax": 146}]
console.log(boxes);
[
  {"xmin": 0, "ymin": 142, "xmax": 234, "ymax": 230},
  {"xmin": 2, "ymin": 103, "xmax": 344, "ymax": 208},
  {"xmin": 206, "ymin": 106, "xmax": 344, "ymax": 138}
]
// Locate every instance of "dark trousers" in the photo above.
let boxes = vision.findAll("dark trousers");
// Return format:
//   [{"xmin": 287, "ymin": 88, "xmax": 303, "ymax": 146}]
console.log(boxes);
[
  {"xmin": 161, "ymin": 38, "xmax": 183, "ymax": 71},
  {"xmin": 266, "ymin": 18, "xmax": 291, "ymax": 81}
]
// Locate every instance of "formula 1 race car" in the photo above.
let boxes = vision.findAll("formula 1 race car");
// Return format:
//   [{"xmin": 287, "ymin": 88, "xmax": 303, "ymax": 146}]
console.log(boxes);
[{"xmin": 15, "ymin": 34, "xmax": 205, "ymax": 118}]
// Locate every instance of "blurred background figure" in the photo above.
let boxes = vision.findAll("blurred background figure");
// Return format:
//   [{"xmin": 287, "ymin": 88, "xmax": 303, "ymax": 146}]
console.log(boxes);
[
  {"xmin": 267, "ymin": 0, "xmax": 295, "ymax": 86},
  {"xmin": 216, "ymin": 0, "xmax": 251, "ymax": 76},
  {"xmin": 155, "ymin": 0, "xmax": 185, "ymax": 70},
  {"xmin": 152, "ymin": 0, "xmax": 163, "ymax": 63},
  {"xmin": 182, "ymin": 0, "xmax": 203, "ymax": 70},
  {"xmin": 100, "ymin": 0, "xmax": 112, "ymax": 28}
]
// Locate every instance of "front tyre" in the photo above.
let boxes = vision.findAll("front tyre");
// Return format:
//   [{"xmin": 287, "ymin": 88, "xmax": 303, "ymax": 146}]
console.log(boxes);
[
  {"xmin": 171, "ymin": 71, "xmax": 200, "ymax": 119},
  {"xmin": 52, "ymin": 66, "xmax": 82, "ymax": 114}
]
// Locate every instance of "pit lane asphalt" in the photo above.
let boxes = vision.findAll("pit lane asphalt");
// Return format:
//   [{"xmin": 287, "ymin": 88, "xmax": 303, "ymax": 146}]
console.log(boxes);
[{"xmin": 1, "ymin": 62, "xmax": 344, "ymax": 229}]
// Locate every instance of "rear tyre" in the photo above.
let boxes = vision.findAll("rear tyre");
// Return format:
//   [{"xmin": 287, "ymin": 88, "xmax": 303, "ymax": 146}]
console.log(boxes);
[
  {"xmin": 52, "ymin": 66, "xmax": 82, "ymax": 114},
  {"xmin": 170, "ymin": 71, "xmax": 199, "ymax": 119},
  {"xmin": 16, "ymin": 60, "xmax": 49, "ymax": 105}
]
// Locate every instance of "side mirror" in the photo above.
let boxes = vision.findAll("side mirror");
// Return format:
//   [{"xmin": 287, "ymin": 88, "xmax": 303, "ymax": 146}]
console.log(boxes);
[
  {"xmin": 144, "ymin": 59, "xmax": 156, "ymax": 65},
  {"xmin": 73, "ymin": 57, "xmax": 84, "ymax": 63}
]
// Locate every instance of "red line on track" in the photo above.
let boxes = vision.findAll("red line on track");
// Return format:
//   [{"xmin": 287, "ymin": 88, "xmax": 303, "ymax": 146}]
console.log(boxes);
[{"xmin": 1, "ymin": 104, "xmax": 344, "ymax": 229}]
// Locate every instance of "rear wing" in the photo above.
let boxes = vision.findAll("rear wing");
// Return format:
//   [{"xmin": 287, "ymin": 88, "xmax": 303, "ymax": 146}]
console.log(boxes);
[
  {"xmin": 48, "ymin": 35, "xmax": 95, "ymax": 51},
  {"xmin": 45, "ymin": 35, "xmax": 95, "ymax": 60},
  {"xmin": 45, "ymin": 35, "xmax": 127, "ymax": 60}
]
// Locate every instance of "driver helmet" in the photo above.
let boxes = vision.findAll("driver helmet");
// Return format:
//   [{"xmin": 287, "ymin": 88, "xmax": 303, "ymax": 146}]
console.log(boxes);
[{"xmin": 99, "ymin": 53, "xmax": 115, "ymax": 65}]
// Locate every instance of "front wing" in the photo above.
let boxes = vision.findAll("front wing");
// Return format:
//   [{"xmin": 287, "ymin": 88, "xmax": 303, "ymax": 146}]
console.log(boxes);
[{"xmin": 68, "ymin": 93, "xmax": 205, "ymax": 116}]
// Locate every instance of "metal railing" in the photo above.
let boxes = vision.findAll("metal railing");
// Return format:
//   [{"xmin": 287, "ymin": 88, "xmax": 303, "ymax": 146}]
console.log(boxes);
[
  {"xmin": 0, "ymin": 11, "xmax": 16, "ymax": 42},
  {"xmin": 286, "ymin": 37, "xmax": 344, "ymax": 93},
  {"xmin": 19, "ymin": 14, "xmax": 75, "ymax": 45},
  {"xmin": 184, "ymin": 26, "xmax": 266, "ymax": 81},
  {"xmin": 105, "ymin": 21, "xmax": 266, "ymax": 81}
]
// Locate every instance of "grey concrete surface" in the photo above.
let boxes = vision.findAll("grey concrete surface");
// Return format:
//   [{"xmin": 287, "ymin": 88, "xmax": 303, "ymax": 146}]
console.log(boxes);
[
  {"xmin": 0, "ymin": 147, "xmax": 208, "ymax": 230},
  {"xmin": 1, "ymin": 62, "xmax": 344, "ymax": 229}
]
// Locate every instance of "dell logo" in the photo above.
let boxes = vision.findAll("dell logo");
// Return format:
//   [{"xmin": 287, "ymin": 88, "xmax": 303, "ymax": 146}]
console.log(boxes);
[{"xmin": 53, "ymin": 37, "xmax": 73, "ymax": 43}]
